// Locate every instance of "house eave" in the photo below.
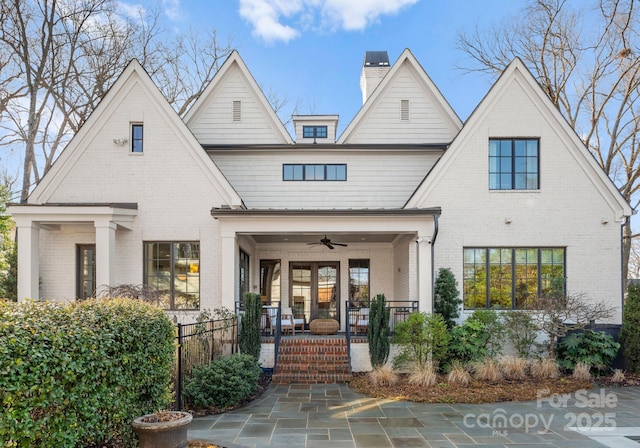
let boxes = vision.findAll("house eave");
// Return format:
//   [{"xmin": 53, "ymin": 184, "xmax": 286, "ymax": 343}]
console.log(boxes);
[{"xmin": 211, "ymin": 207, "xmax": 441, "ymax": 219}]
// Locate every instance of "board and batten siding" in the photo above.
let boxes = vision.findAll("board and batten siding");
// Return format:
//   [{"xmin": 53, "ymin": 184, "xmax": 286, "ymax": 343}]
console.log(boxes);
[
  {"xmin": 210, "ymin": 149, "xmax": 442, "ymax": 209},
  {"xmin": 345, "ymin": 63, "xmax": 459, "ymax": 144},
  {"xmin": 188, "ymin": 64, "xmax": 288, "ymax": 145}
]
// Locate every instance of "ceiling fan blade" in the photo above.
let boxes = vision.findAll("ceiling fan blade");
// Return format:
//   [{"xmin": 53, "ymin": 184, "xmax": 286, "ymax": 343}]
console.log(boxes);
[
  {"xmin": 326, "ymin": 243, "xmax": 334, "ymax": 249},
  {"xmin": 333, "ymin": 242, "xmax": 348, "ymax": 247}
]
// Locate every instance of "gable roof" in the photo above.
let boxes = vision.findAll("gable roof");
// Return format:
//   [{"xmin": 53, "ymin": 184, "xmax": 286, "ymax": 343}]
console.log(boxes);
[
  {"xmin": 338, "ymin": 48, "xmax": 463, "ymax": 144},
  {"xmin": 183, "ymin": 50, "xmax": 294, "ymax": 145},
  {"xmin": 29, "ymin": 59, "xmax": 243, "ymax": 207},
  {"xmin": 405, "ymin": 57, "xmax": 632, "ymax": 219}
]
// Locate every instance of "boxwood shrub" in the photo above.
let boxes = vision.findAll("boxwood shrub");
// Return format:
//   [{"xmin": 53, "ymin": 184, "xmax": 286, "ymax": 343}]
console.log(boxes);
[
  {"xmin": 0, "ymin": 298, "xmax": 175, "ymax": 448},
  {"xmin": 183, "ymin": 353, "xmax": 262, "ymax": 410}
]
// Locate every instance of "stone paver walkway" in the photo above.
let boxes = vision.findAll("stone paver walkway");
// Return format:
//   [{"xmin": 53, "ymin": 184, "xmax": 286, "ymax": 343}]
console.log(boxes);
[{"xmin": 187, "ymin": 384, "xmax": 640, "ymax": 447}]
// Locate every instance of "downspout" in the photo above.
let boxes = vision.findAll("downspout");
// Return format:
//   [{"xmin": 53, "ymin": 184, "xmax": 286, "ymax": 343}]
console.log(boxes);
[
  {"xmin": 621, "ymin": 215, "xmax": 628, "ymax": 317},
  {"xmin": 431, "ymin": 214, "xmax": 439, "ymax": 313}
]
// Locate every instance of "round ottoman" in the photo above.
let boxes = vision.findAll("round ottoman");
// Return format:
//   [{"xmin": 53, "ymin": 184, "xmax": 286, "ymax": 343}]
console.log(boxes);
[{"xmin": 309, "ymin": 318, "xmax": 339, "ymax": 335}]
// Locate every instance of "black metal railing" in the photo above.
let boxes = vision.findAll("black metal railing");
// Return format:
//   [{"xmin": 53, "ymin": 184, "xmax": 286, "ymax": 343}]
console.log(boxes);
[{"xmin": 173, "ymin": 317, "xmax": 238, "ymax": 410}]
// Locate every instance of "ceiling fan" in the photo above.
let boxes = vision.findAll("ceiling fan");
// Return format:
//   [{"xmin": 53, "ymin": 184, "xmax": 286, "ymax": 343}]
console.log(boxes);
[{"xmin": 307, "ymin": 235, "xmax": 348, "ymax": 250}]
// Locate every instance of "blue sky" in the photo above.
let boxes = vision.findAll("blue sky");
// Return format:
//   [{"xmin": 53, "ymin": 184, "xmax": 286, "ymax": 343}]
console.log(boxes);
[{"xmin": 144, "ymin": 0, "xmax": 526, "ymax": 135}]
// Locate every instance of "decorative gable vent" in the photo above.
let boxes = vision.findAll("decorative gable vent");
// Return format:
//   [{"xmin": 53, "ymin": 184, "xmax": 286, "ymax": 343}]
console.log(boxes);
[
  {"xmin": 232, "ymin": 100, "xmax": 241, "ymax": 122},
  {"xmin": 401, "ymin": 100, "xmax": 409, "ymax": 121}
]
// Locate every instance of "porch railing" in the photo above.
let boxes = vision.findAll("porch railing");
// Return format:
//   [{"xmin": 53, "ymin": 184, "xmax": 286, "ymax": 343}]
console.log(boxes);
[{"xmin": 235, "ymin": 301, "xmax": 283, "ymax": 373}]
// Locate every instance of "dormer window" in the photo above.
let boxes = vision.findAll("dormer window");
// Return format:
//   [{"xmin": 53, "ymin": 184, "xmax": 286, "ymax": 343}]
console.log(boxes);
[{"xmin": 303, "ymin": 126, "xmax": 327, "ymax": 139}]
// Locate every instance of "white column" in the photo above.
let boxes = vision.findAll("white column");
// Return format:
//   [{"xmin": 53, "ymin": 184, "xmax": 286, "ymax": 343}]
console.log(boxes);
[
  {"xmin": 416, "ymin": 237, "xmax": 433, "ymax": 313},
  {"xmin": 221, "ymin": 235, "xmax": 237, "ymax": 310},
  {"xmin": 16, "ymin": 221, "xmax": 40, "ymax": 301},
  {"xmin": 95, "ymin": 220, "xmax": 116, "ymax": 291}
]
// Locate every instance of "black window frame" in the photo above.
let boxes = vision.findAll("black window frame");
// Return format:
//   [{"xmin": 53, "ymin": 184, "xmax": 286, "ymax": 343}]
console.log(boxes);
[
  {"xmin": 76, "ymin": 244, "xmax": 96, "ymax": 300},
  {"xmin": 239, "ymin": 249, "xmax": 250, "ymax": 300},
  {"xmin": 463, "ymin": 247, "xmax": 566, "ymax": 310},
  {"xmin": 489, "ymin": 138, "xmax": 539, "ymax": 190},
  {"xmin": 143, "ymin": 241, "xmax": 200, "ymax": 310},
  {"xmin": 302, "ymin": 125, "xmax": 328, "ymax": 139},
  {"xmin": 349, "ymin": 259, "xmax": 370, "ymax": 305},
  {"xmin": 283, "ymin": 163, "xmax": 347, "ymax": 181},
  {"xmin": 131, "ymin": 123, "xmax": 143, "ymax": 153}
]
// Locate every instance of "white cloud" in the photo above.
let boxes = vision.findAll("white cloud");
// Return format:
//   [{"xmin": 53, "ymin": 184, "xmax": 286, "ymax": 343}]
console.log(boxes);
[
  {"xmin": 238, "ymin": 0, "xmax": 419, "ymax": 43},
  {"xmin": 162, "ymin": 0, "xmax": 183, "ymax": 22}
]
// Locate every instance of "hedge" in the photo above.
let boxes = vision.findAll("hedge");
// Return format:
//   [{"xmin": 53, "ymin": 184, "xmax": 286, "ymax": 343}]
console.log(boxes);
[{"xmin": 0, "ymin": 298, "xmax": 175, "ymax": 447}]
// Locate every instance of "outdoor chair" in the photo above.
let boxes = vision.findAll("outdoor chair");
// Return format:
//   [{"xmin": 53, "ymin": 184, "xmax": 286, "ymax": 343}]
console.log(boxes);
[
  {"xmin": 282, "ymin": 306, "xmax": 305, "ymax": 333},
  {"xmin": 349, "ymin": 307, "xmax": 369, "ymax": 334},
  {"xmin": 268, "ymin": 307, "xmax": 295, "ymax": 335}
]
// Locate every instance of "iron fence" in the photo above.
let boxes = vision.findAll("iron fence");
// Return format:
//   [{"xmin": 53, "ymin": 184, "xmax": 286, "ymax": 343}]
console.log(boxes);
[{"xmin": 173, "ymin": 318, "xmax": 238, "ymax": 410}]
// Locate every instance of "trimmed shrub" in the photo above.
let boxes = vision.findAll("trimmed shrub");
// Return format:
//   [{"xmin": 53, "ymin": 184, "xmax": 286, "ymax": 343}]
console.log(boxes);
[
  {"xmin": 434, "ymin": 268, "xmax": 462, "ymax": 329},
  {"xmin": 0, "ymin": 299, "xmax": 175, "ymax": 448},
  {"xmin": 239, "ymin": 292, "xmax": 262, "ymax": 359},
  {"xmin": 183, "ymin": 353, "xmax": 262, "ymax": 409},
  {"xmin": 556, "ymin": 330, "xmax": 620, "ymax": 373},
  {"xmin": 621, "ymin": 283, "xmax": 640, "ymax": 373},
  {"xmin": 368, "ymin": 293, "xmax": 390, "ymax": 368},
  {"xmin": 393, "ymin": 312, "xmax": 450, "ymax": 371}
]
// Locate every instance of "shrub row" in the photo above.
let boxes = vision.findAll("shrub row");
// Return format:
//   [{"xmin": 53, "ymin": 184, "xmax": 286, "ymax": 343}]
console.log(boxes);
[{"xmin": 0, "ymin": 299, "xmax": 175, "ymax": 448}]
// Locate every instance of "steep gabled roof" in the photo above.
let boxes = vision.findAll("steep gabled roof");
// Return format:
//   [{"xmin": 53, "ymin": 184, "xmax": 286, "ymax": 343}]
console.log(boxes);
[
  {"xmin": 338, "ymin": 48, "xmax": 462, "ymax": 144},
  {"xmin": 405, "ymin": 58, "xmax": 632, "ymax": 219},
  {"xmin": 30, "ymin": 59, "xmax": 243, "ymax": 207},
  {"xmin": 184, "ymin": 50, "xmax": 294, "ymax": 145}
]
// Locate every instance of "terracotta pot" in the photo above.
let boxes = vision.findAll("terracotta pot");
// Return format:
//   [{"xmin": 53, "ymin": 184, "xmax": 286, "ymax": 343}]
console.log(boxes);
[{"xmin": 132, "ymin": 411, "xmax": 193, "ymax": 448}]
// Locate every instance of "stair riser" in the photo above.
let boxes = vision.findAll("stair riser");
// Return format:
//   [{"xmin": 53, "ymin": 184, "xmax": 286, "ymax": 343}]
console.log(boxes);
[{"xmin": 273, "ymin": 338, "xmax": 351, "ymax": 384}]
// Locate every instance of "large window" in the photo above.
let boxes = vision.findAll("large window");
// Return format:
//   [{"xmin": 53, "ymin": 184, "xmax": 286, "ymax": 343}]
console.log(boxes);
[
  {"xmin": 463, "ymin": 247, "xmax": 565, "ymax": 309},
  {"xmin": 489, "ymin": 138, "xmax": 539, "ymax": 190},
  {"xmin": 283, "ymin": 164, "xmax": 347, "ymax": 181},
  {"xmin": 144, "ymin": 242, "xmax": 200, "ymax": 310},
  {"xmin": 349, "ymin": 259, "xmax": 370, "ymax": 306}
]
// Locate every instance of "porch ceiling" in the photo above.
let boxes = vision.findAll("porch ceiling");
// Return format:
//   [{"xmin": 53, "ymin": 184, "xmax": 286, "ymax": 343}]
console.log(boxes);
[{"xmin": 250, "ymin": 232, "xmax": 401, "ymax": 244}]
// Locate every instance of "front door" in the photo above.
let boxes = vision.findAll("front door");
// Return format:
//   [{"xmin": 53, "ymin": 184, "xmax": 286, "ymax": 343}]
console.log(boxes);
[{"xmin": 290, "ymin": 262, "xmax": 339, "ymax": 326}]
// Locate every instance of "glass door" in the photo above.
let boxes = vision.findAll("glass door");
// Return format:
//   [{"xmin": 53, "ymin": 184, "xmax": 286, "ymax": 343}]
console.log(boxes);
[{"xmin": 290, "ymin": 262, "xmax": 339, "ymax": 326}]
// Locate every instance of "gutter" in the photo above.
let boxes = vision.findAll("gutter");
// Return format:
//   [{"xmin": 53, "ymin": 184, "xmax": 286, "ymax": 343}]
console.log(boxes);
[{"xmin": 431, "ymin": 214, "xmax": 439, "ymax": 313}]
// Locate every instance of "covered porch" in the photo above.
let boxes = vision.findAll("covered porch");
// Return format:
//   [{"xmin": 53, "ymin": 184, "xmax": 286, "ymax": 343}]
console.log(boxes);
[{"xmin": 212, "ymin": 208, "xmax": 440, "ymax": 334}]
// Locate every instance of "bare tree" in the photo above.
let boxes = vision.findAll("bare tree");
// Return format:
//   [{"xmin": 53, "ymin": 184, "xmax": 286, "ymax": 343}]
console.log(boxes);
[
  {"xmin": 456, "ymin": 0, "xmax": 640, "ymax": 281},
  {"xmin": 0, "ymin": 0, "xmax": 233, "ymax": 203}
]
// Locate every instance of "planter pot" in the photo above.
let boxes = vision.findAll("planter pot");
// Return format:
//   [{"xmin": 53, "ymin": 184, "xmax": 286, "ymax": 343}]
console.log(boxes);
[{"xmin": 132, "ymin": 411, "xmax": 193, "ymax": 448}]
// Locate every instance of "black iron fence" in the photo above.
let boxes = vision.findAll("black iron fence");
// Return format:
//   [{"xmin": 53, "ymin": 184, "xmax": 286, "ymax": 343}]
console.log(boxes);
[{"xmin": 173, "ymin": 318, "xmax": 238, "ymax": 410}]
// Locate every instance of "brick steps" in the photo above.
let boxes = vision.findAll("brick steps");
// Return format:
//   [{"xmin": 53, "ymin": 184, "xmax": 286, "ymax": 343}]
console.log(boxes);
[{"xmin": 271, "ymin": 337, "xmax": 352, "ymax": 384}]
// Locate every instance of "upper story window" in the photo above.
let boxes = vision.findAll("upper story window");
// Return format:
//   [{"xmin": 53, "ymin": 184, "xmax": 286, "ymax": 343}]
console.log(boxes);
[
  {"xmin": 131, "ymin": 124, "xmax": 143, "ymax": 153},
  {"xmin": 303, "ymin": 126, "xmax": 327, "ymax": 139},
  {"xmin": 283, "ymin": 164, "xmax": 346, "ymax": 181},
  {"xmin": 489, "ymin": 138, "xmax": 539, "ymax": 190}
]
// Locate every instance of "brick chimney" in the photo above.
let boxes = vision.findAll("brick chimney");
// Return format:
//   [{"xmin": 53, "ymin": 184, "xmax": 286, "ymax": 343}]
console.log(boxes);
[{"xmin": 360, "ymin": 51, "xmax": 390, "ymax": 104}]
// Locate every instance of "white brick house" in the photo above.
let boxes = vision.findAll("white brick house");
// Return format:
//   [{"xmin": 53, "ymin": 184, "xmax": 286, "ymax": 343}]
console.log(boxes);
[{"xmin": 8, "ymin": 49, "xmax": 632, "ymax": 331}]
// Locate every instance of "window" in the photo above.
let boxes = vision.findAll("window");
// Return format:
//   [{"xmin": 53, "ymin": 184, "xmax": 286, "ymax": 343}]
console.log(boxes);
[
  {"xmin": 463, "ymin": 247, "xmax": 565, "ymax": 309},
  {"xmin": 144, "ymin": 242, "xmax": 200, "ymax": 310},
  {"xmin": 489, "ymin": 138, "xmax": 539, "ymax": 190},
  {"xmin": 131, "ymin": 124, "xmax": 143, "ymax": 153},
  {"xmin": 349, "ymin": 259, "xmax": 370, "ymax": 305},
  {"xmin": 302, "ymin": 126, "xmax": 327, "ymax": 139},
  {"xmin": 239, "ymin": 249, "xmax": 250, "ymax": 300},
  {"xmin": 260, "ymin": 259, "xmax": 281, "ymax": 305},
  {"xmin": 283, "ymin": 164, "xmax": 347, "ymax": 181},
  {"xmin": 401, "ymin": 99, "xmax": 409, "ymax": 121},
  {"xmin": 76, "ymin": 244, "xmax": 96, "ymax": 299},
  {"xmin": 233, "ymin": 101, "xmax": 242, "ymax": 122}
]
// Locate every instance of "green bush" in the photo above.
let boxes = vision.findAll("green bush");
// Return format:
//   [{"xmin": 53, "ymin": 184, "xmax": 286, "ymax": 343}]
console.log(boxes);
[
  {"xmin": 434, "ymin": 268, "xmax": 462, "ymax": 329},
  {"xmin": 393, "ymin": 312, "xmax": 449, "ymax": 370},
  {"xmin": 621, "ymin": 283, "xmax": 640, "ymax": 373},
  {"xmin": 368, "ymin": 294, "xmax": 391, "ymax": 368},
  {"xmin": 556, "ymin": 330, "xmax": 620, "ymax": 373},
  {"xmin": 0, "ymin": 298, "xmax": 175, "ymax": 448},
  {"xmin": 183, "ymin": 353, "xmax": 262, "ymax": 409},
  {"xmin": 503, "ymin": 311, "xmax": 538, "ymax": 358},
  {"xmin": 239, "ymin": 292, "xmax": 262, "ymax": 359},
  {"xmin": 447, "ymin": 310, "xmax": 504, "ymax": 365}
]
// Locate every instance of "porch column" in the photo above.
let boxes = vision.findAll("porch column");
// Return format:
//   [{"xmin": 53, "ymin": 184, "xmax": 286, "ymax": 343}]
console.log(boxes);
[
  {"xmin": 416, "ymin": 237, "xmax": 432, "ymax": 312},
  {"xmin": 221, "ymin": 234, "xmax": 237, "ymax": 310},
  {"xmin": 16, "ymin": 221, "xmax": 40, "ymax": 301},
  {"xmin": 95, "ymin": 220, "xmax": 116, "ymax": 290}
]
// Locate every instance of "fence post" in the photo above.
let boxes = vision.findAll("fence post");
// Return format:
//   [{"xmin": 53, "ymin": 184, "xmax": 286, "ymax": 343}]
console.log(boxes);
[{"xmin": 176, "ymin": 323, "xmax": 183, "ymax": 411}]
